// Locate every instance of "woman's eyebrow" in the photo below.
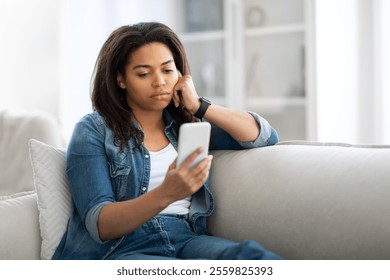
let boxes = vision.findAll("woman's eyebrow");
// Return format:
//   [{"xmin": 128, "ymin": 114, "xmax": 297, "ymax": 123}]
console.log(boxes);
[
  {"xmin": 161, "ymin": 59, "xmax": 174, "ymax": 66},
  {"xmin": 132, "ymin": 59, "xmax": 174, "ymax": 70}
]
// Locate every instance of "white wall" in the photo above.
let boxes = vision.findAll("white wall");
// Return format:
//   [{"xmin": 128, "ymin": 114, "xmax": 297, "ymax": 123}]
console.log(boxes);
[
  {"xmin": 58, "ymin": 0, "xmax": 112, "ymax": 140},
  {"xmin": 315, "ymin": 0, "xmax": 360, "ymax": 143},
  {"xmin": 59, "ymin": 0, "xmax": 183, "ymax": 139},
  {"xmin": 0, "ymin": 0, "xmax": 61, "ymax": 119},
  {"xmin": 0, "ymin": 0, "xmax": 183, "ymax": 141},
  {"xmin": 315, "ymin": 0, "xmax": 389, "ymax": 144},
  {"xmin": 376, "ymin": 0, "xmax": 390, "ymax": 143}
]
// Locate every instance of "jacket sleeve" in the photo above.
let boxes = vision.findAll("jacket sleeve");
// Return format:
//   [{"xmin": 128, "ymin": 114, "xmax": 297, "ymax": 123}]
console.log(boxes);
[
  {"xmin": 209, "ymin": 111, "xmax": 279, "ymax": 150},
  {"xmin": 66, "ymin": 114, "xmax": 115, "ymax": 244}
]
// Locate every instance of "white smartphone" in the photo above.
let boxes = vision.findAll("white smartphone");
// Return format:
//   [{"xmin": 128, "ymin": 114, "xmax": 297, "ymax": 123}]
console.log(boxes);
[{"xmin": 176, "ymin": 122, "xmax": 211, "ymax": 169}]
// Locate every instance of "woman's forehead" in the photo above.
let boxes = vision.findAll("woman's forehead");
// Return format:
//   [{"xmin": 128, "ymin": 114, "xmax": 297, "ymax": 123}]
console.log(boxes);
[{"xmin": 128, "ymin": 42, "xmax": 174, "ymax": 67}]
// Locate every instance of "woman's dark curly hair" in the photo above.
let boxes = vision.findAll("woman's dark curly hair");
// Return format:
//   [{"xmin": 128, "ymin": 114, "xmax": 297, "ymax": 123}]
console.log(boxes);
[{"xmin": 91, "ymin": 22, "xmax": 194, "ymax": 152}]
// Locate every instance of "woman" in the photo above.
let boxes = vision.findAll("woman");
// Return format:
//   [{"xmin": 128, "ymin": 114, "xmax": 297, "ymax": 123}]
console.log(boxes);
[{"xmin": 53, "ymin": 22, "xmax": 281, "ymax": 260}]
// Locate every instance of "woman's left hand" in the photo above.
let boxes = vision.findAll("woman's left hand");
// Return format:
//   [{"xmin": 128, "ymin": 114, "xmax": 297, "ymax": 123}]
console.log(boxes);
[{"xmin": 173, "ymin": 72, "xmax": 200, "ymax": 114}]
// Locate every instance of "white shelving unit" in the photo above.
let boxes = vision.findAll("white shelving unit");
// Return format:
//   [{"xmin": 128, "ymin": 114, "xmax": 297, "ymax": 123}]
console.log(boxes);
[
  {"xmin": 177, "ymin": 0, "xmax": 314, "ymax": 141},
  {"xmin": 245, "ymin": 23, "xmax": 305, "ymax": 37},
  {"xmin": 243, "ymin": 0, "xmax": 309, "ymax": 141}
]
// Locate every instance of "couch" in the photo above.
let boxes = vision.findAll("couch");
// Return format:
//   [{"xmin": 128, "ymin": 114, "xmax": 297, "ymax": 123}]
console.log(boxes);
[
  {"xmin": 1, "ymin": 110, "xmax": 390, "ymax": 260},
  {"xmin": 0, "ymin": 110, "xmax": 66, "ymax": 196},
  {"xmin": 0, "ymin": 110, "xmax": 66, "ymax": 259}
]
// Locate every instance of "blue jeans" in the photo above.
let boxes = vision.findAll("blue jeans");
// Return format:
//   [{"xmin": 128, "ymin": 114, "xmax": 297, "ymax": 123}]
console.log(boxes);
[{"xmin": 105, "ymin": 215, "xmax": 282, "ymax": 260}]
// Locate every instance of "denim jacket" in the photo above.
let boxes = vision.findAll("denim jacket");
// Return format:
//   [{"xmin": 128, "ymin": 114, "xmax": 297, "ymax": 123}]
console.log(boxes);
[{"xmin": 52, "ymin": 110, "xmax": 279, "ymax": 259}]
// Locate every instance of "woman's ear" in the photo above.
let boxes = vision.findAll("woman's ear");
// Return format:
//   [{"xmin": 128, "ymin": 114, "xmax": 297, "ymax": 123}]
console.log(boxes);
[{"xmin": 117, "ymin": 73, "xmax": 126, "ymax": 89}]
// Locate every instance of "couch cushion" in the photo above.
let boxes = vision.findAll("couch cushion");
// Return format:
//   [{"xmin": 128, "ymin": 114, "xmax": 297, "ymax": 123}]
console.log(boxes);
[
  {"xmin": 0, "ymin": 110, "xmax": 66, "ymax": 195},
  {"xmin": 29, "ymin": 139, "xmax": 72, "ymax": 260},
  {"xmin": 0, "ymin": 191, "xmax": 41, "ymax": 259},
  {"xmin": 0, "ymin": 190, "xmax": 36, "ymax": 201}
]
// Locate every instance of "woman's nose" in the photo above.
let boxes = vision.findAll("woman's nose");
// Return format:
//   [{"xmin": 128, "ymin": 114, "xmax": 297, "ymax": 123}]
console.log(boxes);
[{"xmin": 152, "ymin": 74, "xmax": 166, "ymax": 87}]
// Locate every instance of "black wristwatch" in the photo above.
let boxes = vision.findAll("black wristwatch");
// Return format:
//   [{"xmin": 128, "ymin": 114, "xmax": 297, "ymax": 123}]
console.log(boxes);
[{"xmin": 193, "ymin": 97, "xmax": 211, "ymax": 119}]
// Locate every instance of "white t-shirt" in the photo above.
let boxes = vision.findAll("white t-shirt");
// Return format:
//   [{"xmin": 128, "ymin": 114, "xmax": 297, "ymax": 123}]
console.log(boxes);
[{"xmin": 148, "ymin": 143, "xmax": 191, "ymax": 215}]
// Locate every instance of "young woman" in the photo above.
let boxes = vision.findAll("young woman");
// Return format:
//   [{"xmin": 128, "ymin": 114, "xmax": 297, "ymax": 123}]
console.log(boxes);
[{"xmin": 53, "ymin": 22, "xmax": 281, "ymax": 260}]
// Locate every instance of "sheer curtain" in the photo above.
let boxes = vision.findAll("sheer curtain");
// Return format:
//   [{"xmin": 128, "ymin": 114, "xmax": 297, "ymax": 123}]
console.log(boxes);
[{"xmin": 0, "ymin": 0, "xmax": 60, "ymax": 116}]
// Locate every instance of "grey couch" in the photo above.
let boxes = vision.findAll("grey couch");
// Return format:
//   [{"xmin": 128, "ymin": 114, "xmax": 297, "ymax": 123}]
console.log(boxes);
[
  {"xmin": 1, "ymin": 110, "xmax": 390, "ymax": 259},
  {"xmin": 209, "ymin": 141, "xmax": 390, "ymax": 259}
]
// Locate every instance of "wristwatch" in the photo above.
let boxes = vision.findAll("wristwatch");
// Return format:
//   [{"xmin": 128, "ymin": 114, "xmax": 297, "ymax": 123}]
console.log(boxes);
[{"xmin": 193, "ymin": 97, "xmax": 211, "ymax": 119}]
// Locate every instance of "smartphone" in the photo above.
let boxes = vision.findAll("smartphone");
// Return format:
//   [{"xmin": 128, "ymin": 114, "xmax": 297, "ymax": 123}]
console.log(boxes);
[{"xmin": 176, "ymin": 122, "xmax": 211, "ymax": 169}]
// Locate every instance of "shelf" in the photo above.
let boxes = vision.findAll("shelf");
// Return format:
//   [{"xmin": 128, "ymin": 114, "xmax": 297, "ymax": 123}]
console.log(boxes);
[
  {"xmin": 245, "ymin": 23, "xmax": 305, "ymax": 37},
  {"xmin": 176, "ymin": 1, "xmax": 310, "ymax": 141},
  {"xmin": 178, "ymin": 30, "xmax": 225, "ymax": 43}
]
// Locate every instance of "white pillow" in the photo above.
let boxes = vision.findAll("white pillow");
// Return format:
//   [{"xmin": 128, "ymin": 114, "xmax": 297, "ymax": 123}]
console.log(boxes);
[{"xmin": 29, "ymin": 139, "xmax": 72, "ymax": 260}]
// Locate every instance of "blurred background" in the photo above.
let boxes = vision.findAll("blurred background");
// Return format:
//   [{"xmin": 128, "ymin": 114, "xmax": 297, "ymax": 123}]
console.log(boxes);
[{"xmin": 0, "ymin": 0, "xmax": 389, "ymax": 144}]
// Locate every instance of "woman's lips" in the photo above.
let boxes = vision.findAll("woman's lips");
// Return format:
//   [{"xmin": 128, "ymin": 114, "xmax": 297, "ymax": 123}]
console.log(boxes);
[{"xmin": 150, "ymin": 91, "xmax": 171, "ymax": 99}]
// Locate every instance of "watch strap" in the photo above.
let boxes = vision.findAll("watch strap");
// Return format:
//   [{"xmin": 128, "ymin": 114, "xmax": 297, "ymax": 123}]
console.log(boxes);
[{"xmin": 194, "ymin": 97, "xmax": 211, "ymax": 119}]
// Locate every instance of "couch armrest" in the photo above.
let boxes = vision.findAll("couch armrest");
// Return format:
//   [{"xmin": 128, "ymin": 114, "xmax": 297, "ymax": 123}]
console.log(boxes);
[
  {"xmin": 0, "ymin": 192, "xmax": 41, "ymax": 259},
  {"xmin": 208, "ymin": 144, "xmax": 390, "ymax": 259}
]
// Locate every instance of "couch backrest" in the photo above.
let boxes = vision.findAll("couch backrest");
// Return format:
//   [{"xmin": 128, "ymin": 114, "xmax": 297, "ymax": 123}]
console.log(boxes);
[
  {"xmin": 209, "ymin": 141, "xmax": 390, "ymax": 259},
  {"xmin": 0, "ymin": 110, "xmax": 66, "ymax": 195}
]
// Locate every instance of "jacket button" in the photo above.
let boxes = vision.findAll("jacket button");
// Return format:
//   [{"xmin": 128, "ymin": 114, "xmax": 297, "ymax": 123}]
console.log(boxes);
[
  {"xmin": 142, "ymin": 186, "xmax": 147, "ymax": 192},
  {"xmin": 145, "ymin": 154, "xmax": 149, "ymax": 158}
]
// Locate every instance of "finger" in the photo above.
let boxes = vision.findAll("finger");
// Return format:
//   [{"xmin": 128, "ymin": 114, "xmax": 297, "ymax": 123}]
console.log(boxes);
[
  {"xmin": 173, "ymin": 91, "xmax": 179, "ymax": 107},
  {"xmin": 190, "ymin": 155, "xmax": 213, "ymax": 177},
  {"xmin": 190, "ymin": 166, "xmax": 211, "ymax": 189},
  {"xmin": 173, "ymin": 89, "xmax": 182, "ymax": 108},
  {"xmin": 180, "ymin": 146, "xmax": 204, "ymax": 170},
  {"xmin": 173, "ymin": 72, "xmax": 183, "ymax": 107}
]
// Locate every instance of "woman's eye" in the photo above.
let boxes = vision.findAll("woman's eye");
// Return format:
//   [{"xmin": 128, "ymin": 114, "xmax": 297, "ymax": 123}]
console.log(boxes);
[
  {"xmin": 138, "ymin": 73, "xmax": 149, "ymax": 77},
  {"xmin": 164, "ymin": 69, "xmax": 174, "ymax": 73}
]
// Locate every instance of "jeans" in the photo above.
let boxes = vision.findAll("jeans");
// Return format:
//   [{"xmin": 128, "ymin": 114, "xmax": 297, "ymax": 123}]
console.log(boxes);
[{"xmin": 105, "ymin": 215, "xmax": 282, "ymax": 260}]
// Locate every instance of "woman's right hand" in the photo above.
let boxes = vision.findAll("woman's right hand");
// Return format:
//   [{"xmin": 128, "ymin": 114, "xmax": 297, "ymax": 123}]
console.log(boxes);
[
  {"xmin": 159, "ymin": 147, "xmax": 213, "ymax": 204},
  {"xmin": 98, "ymin": 147, "xmax": 212, "ymax": 241}
]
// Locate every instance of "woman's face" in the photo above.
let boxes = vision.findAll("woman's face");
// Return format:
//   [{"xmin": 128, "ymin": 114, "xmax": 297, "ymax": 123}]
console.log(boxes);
[{"xmin": 117, "ymin": 42, "xmax": 179, "ymax": 113}]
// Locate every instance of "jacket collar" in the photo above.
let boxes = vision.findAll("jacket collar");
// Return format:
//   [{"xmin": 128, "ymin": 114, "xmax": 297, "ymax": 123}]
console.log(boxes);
[{"xmin": 127, "ymin": 109, "xmax": 177, "ymax": 151}]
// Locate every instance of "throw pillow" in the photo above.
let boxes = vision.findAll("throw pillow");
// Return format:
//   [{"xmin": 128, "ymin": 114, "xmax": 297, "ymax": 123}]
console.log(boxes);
[{"xmin": 29, "ymin": 139, "xmax": 72, "ymax": 260}]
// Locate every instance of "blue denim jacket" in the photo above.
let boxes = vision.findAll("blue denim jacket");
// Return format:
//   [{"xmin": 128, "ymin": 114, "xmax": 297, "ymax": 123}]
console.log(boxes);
[{"xmin": 52, "ymin": 110, "xmax": 278, "ymax": 259}]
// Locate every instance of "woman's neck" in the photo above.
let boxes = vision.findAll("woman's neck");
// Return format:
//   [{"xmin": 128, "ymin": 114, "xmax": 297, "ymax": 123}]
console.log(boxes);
[
  {"xmin": 132, "ymin": 110, "xmax": 169, "ymax": 151},
  {"xmin": 132, "ymin": 110, "xmax": 164, "ymax": 132}
]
